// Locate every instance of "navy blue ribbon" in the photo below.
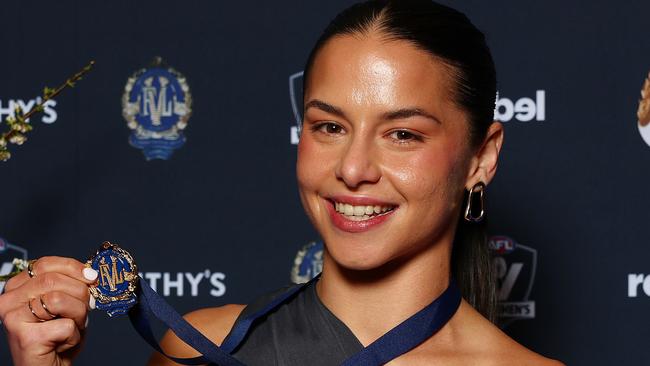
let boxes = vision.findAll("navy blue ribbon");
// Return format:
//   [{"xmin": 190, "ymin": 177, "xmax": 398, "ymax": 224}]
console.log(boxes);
[
  {"xmin": 339, "ymin": 280, "xmax": 461, "ymax": 365},
  {"xmin": 129, "ymin": 279, "xmax": 243, "ymax": 366},
  {"xmin": 129, "ymin": 275, "xmax": 461, "ymax": 366}
]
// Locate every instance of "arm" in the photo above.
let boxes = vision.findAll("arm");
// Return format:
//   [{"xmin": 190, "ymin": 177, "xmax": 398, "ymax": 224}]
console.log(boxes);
[{"xmin": 146, "ymin": 304, "xmax": 246, "ymax": 366}]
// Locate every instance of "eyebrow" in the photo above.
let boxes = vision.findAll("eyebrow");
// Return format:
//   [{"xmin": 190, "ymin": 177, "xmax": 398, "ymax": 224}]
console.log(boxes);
[
  {"xmin": 382, "ymin": 108, "xmax": 442, "ymax": 124},
  {"xmin": 304, "ymin": 99, "xmax": 347, "ymax": 120},
  {"xmin": 304, "ymin": 99, "xmax": 441, "ymax": 124}
]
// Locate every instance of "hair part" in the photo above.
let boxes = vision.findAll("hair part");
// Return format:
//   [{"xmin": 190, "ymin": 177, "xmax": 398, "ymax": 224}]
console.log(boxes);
[{"xmin": 303, "ymin": 0, "xmax": 498, "ymax": 321}]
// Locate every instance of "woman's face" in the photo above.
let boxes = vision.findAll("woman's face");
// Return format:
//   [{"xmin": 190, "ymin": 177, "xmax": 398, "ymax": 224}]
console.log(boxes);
[{"xmin": 297, "ymin": 34, "xmax": 479, "ymax": 271}]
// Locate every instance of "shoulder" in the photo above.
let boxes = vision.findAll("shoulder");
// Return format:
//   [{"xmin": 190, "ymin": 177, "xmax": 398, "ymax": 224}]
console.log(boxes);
[
  {"xmin": 147, "ymin": 304, "xmax": 246, "ymax": 366},
  {"xmin": 451, "ymin": 301, "xmax": 564, "ymax": 366},
  {"xmin": 399, "ymin": 301, "xmax": 564, "ymax": 366}
]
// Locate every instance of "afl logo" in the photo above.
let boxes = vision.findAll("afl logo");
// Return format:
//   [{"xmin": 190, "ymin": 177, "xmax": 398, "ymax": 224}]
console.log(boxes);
[
  {"xmin": 489, "ymin": 235, "xmax": 537, "ymax": 327},
  {"xmin": 638, "ymin": 71, "xmax": 650, "ymax": 147},
  {"xmin": 122, "ymin": 57, "xmax": 192, "ymax": 160}
]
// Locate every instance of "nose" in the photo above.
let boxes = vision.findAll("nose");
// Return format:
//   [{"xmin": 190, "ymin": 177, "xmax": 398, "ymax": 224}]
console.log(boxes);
[{"xmin": 334, "ymin": 134, "xmax": 381, "ymax": 188}]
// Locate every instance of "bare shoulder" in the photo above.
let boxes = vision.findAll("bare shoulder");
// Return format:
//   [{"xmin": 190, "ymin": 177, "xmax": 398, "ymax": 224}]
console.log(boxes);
[
  {"xmin": 147, "ymin": 304, "xmax": 246, "ymax": 366},
  {"xmin": 401, "ymin": 301, "xmax": 564, "ymax": 366},
  {"xmin": 454, "ymin": 301, "xmax": 564, "ymax": 366}
]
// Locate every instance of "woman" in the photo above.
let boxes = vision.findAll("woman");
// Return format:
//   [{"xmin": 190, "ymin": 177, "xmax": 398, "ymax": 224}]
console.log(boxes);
[{"xmin": 0, "ymin": 1, "xmax": 563, "ymax": 365}]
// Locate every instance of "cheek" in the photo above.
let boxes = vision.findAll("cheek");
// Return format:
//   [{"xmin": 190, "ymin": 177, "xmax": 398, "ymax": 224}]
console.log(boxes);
[
  {"xmin": 385, "ymin": 145, "xmax": 465, "ymax": 206},
  {"xmin": 296, "ymin": 135, "xmax": 331, "ymax": 193}
]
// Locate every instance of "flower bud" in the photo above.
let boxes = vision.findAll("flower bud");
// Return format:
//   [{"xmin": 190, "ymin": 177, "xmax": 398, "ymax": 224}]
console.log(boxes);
[
  {"xmin": 9, "ymin": 134, "xmax": 26, "ymax": 145},
  {"xmin": 0, "ymin": 150, "xmax": 11, "ymax": 161}
]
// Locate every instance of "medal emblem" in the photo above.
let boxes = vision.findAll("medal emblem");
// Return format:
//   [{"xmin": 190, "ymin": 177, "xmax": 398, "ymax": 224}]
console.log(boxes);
[
  {"xmin": 87, "ymin": 241, "xmax": 138, "ymax": 317},
  {"xmin": 122, "ymin": 57, "xmax": 192, "ymax": 160}
]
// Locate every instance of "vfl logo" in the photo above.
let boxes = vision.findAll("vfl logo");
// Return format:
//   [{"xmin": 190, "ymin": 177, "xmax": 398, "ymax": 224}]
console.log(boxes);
[
  {"xmin": 489, "ymin": 235, "xmax": 537, "ymax": 326},
  {"xmin": 289, "ymin": 71, "xmax": 304, "ymax": 145},
  {"xmin": 0, "ymin": 237, "xmax": 28, "ymax": 293},
  {"xmin": 98, "ymin": 255, "xmax": 134, "ymax": 292},
  {"xmin": 290, "ymin": 241, "xmax": 323, "ymax": 284},
  {"xmin": 637, "ymin": 71, "xmax": 650, "ymax": 147},
  {"xmin": 122, "ymin": 57, "xmax": 192, "ymax": 160}
]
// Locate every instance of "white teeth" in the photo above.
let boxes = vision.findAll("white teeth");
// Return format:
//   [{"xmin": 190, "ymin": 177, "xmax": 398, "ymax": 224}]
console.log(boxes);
[
  {"xmin": 333, "ymin": 201, "xmax": 394, "ymax": 220},
  {"xmin": 344, "ymin": 204, "xmax": 354, "ymax": 216},
  {"xmin": 347, "ymin": 215, "xmax": 371, "ymax": 221}
]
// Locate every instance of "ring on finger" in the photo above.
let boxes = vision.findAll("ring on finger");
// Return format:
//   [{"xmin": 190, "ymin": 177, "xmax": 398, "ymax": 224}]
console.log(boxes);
[
  {"xmin": 27, "ymin": 259, "xmax": 37, "ymax": 278},
  {"xmin": 39, "ymin": 296, "xmax": 58, "ymax": 319},
  {"xmin": 27, "ymin": 298, "xmax": 47, "ymax": 322}
]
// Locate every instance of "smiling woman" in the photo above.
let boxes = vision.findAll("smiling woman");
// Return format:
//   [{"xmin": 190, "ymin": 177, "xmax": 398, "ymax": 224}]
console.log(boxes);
[
  {"xmin": 0, "ymin": 1, "xmax": 564, "ymax": 365},
  {"xmin": 148, "ymin": 1, "xmax": 563, "ymax": 365}
]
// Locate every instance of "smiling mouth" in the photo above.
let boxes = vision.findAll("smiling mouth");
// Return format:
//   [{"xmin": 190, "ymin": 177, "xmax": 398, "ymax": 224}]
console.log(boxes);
[{"xmin": 332, "ymin": 201, "xmax": 396, "ymax": 222}]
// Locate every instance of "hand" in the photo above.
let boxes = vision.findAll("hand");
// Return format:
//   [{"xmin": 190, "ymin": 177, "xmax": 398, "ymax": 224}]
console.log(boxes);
[{"xmin": 0, "ymin": 256, "xmax": 98, "ymax": 366}]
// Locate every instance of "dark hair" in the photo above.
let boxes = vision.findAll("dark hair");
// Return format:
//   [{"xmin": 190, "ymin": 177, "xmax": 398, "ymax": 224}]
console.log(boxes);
[{"xmin": 303, "ymin": 0, "xmax": 497, "ymax": 321}]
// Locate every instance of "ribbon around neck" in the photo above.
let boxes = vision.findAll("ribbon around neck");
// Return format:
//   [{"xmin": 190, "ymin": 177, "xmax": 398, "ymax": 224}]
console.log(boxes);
[{"xmin": 129, "ymin": 275, "xmax": 461, "ymax": 366}]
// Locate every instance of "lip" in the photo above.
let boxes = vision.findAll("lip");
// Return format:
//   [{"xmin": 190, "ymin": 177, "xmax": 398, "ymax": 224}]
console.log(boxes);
[
  {"xmin": 327, "ymin": 194, "xmax": 398, "ymax": 207},
  {"xmin": 323, "ymin": 196, "xmax": 398, "ymax": 233}
]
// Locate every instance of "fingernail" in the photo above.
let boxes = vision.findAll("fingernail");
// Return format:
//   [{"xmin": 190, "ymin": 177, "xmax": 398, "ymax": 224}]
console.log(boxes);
[
  {"xmin": 85, "ymin": 315, "xmax": 89, "ymax": 328},
  {"xmin": 89, "ymin": 295, "xmax": 96, "ymax": 310},
  {"xmin": 83, "ymin": 268, "xmax": 98, "ymax": 281}
]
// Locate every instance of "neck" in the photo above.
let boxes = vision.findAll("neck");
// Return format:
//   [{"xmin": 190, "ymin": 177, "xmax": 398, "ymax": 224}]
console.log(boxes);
[{"xmin": 316, "ymin": 239, "xmax": 452, "ymax": 346}]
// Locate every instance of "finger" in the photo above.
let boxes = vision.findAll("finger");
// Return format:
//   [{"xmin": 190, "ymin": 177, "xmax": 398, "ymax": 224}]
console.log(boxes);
[
  {"xmin": 31, "ymin": 256, "xmax": 98, "ymax": 284},
  {"xmin": 38, "ymin": 291, "xmax": 88, "ymax": 330},
  {"xmin": 4, "ymin": 270, "xmax": 30, "ymax": 292},
  {"xmin": 4, "ymin": 256, "xmax": 98, "ymax": 293},
  {"xmin": 38, "ymin": 318, "xmax": 82, "ymax": 354},
  {"xmin": 1, "ymin": 273, "xmax": 92, "ymax": 319},
  {"xmin": 28, "ymin": 272, "xmax": 91, "ymax": 305}
]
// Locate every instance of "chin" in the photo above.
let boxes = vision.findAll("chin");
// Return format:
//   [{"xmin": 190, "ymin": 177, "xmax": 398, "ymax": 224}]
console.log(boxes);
[{"xmin": 324, "ymin": 240, "xmax": 401, "ymax": 273}]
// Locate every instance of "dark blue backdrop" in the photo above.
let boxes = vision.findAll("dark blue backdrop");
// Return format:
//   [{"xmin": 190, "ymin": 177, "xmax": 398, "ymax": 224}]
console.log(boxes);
[{"xmin": 1, "ymin": 1, "xmax": 649, "ymax": 364}]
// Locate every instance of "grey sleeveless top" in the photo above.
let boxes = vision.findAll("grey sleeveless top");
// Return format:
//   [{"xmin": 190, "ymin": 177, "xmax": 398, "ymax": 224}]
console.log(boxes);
[{"xmin": 222, "ymin": 281, "xmax": 364, "ymax": 365}]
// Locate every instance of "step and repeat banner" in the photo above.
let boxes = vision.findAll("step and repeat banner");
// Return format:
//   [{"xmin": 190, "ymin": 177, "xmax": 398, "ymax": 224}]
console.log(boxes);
[{"xmin": 1, "ymin": 0, "xmax": 648, "ymax": 364}]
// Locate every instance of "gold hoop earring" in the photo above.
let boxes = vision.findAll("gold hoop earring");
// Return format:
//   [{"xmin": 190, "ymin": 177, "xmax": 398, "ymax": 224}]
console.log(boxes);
[{"xmin": 464, "ymin": 182, "xmax": 485, "ymax": 223}]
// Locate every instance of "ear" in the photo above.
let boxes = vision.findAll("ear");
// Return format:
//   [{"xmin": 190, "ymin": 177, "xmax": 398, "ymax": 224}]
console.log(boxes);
[{"xmin": 465, "ymin": 121, "xmax": 504, "ymax": 190}]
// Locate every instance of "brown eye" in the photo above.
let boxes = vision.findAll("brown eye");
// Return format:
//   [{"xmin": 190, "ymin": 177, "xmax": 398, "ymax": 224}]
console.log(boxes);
[
  {"xmin": 318, "ymin": 122, "xmax": 344, "ymax": 134},
  {"xmin": 391, "ymin": 130, "xmax": 417, "ymax": 141}
]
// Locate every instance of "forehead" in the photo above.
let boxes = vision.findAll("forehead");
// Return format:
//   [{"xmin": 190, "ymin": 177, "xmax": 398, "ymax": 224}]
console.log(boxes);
[{"xmin": 305, "ymin": 34, "xmax": 458, "ymax": 116}]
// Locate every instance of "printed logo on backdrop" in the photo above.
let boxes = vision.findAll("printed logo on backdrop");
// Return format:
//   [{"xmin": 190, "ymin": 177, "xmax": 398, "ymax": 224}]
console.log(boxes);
[
  {"xmin": 489, "ymin": 235, "xmax": 537, "ymax": 327},
  {"xmin": 122, "ymin": 57, "xmax": 192, "ymax": 160},
  {"xmin": 291, "ymin": 241, "xmax": 323, "ymax": 284},
  {"xmin": 0, "ymin": 237, "xmax": 28, "ymax": 293},
  {"xmin": 494, "ymin": 91, "xmax": 546, "ymax": 122},
  {"xmin": 0, "ymin": 98, "xmax": 57, "ymax": 124},
  {"xmin": 637, "ymin": 71, "xmax": 650, "ymax": 147},
  {"xmin": 289, "ymin": 71, "xmax": 304, "ymax": 145},
  {"xmin": 139, "ymin": 269, "xmax": 226, "ymax": 297}
]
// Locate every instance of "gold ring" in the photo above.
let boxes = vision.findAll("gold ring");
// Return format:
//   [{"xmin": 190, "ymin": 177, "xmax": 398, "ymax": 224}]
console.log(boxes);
[
  {"xmin": 27, "ymin": 259, "xmax": 37, "ymax": 278},
  {"xmin": 39, "ymin": 296, "xmax": 57, "ymax": 319},
  {"xmin": 27, "ymin": 298, "xmax": 47, "ymax": 322}
]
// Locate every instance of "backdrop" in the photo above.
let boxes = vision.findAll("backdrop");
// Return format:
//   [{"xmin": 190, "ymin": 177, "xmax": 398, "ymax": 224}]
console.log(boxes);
[{"xmin": 1, "ymin": 0, "xmax": 649, "ymax": 365}]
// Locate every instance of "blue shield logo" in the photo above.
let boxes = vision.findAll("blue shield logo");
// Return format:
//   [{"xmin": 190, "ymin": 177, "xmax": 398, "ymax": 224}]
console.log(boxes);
[
  {"xmin": 122, "ymin": 61, "xmax": 192, "ymax": 160},
  {"xmin": 290, "ymin": 241, "xmax": 323, "ymax": 284}
]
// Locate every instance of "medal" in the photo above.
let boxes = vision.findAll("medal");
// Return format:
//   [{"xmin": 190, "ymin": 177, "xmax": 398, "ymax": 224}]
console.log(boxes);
[{"xmin": 86, "ymin": 241, "xmax": 138, "ymax": 317}]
